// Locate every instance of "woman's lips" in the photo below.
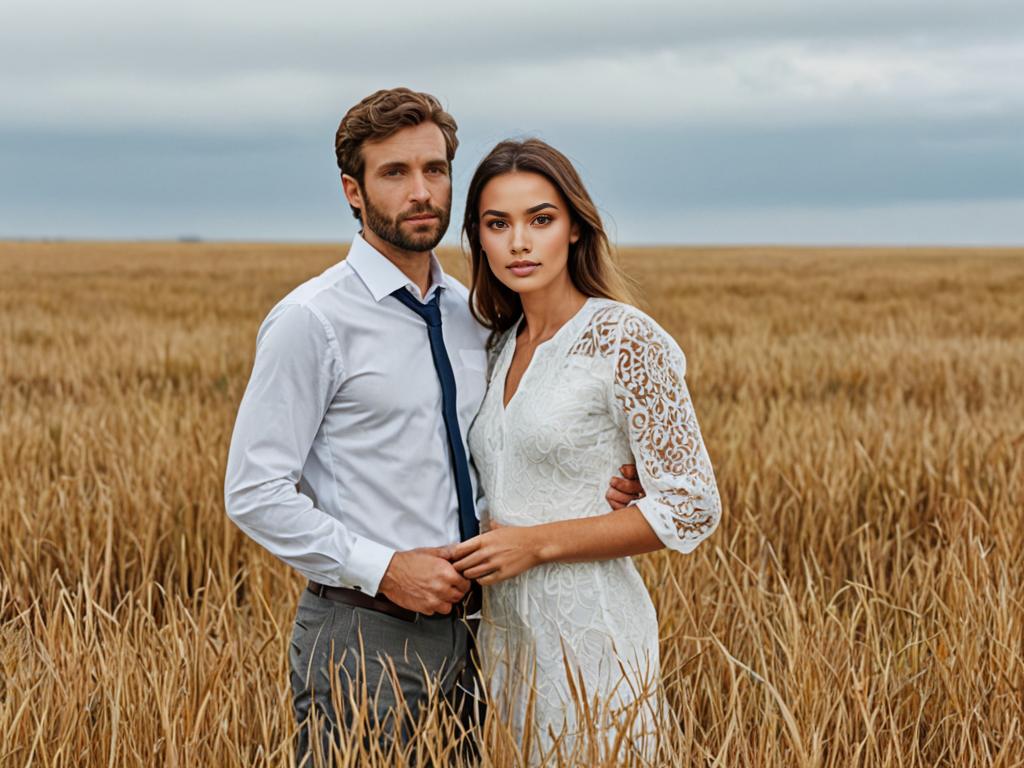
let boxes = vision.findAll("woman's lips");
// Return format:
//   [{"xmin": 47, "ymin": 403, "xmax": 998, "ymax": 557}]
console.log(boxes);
[{"xmin": 508, "ymin": 261, "xmax": 539, "ymax": 277}]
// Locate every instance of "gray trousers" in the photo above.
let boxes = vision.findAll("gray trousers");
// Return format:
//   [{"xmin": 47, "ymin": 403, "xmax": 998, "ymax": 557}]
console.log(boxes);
[{"xmin": 288, "ymin": 588, "xmax": 471, "ymax": 765}]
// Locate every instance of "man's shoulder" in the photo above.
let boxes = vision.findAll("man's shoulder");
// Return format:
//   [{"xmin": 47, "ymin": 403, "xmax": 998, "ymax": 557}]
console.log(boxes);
[
  {"xmin": 256, "ymin": 260, "xmax": 362, "ymax": 339},
  {"xmin": 279, "ymin": 259, "xmax": 359, "ymax": 310}
]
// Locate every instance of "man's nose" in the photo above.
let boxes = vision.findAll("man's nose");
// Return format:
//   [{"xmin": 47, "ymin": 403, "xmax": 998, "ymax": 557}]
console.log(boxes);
[{"xmin": 408, "ymin": 171, "xmax": 430, "ymax": 204}]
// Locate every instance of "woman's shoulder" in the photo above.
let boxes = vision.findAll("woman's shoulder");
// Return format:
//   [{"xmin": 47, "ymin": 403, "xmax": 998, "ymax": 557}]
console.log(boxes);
[
  {"xmin": 577, "ymin": 299, "xmax": 673, "ymax": 346},
  {"xmin": 576, "ymin": 298, "xmax": 686, "ymax": 372},
  {"xmin": 584, "ymin": 297, "xmax": 661, "ymax": 324}
]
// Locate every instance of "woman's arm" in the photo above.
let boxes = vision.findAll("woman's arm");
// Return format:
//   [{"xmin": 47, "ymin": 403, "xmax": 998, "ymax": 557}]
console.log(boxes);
[
  {"xmin": 451, "ymin": 506, "xmax": 662, "ymax": 584},
  {"xmin": 452, "ymin": 308, "xmax": 721, "ymax": 584}
]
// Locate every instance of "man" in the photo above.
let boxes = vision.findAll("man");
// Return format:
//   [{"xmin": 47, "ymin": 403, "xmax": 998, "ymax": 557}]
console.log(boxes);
[{"xmin": 223, "ymin": 87, "xmax": 643, "ymax": 762}]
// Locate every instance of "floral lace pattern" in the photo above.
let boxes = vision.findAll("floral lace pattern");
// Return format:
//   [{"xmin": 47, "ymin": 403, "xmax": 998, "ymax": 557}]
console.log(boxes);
[
  {"xmin": 606, "ymin": 307, "xmax": 720, "ymax": 550},
  {"xmin": 468, "ymin": 298, "xmax": 721, "ymax": 763}
]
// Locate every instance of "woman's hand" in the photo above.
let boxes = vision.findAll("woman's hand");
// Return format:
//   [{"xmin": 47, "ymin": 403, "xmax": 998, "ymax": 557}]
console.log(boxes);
[{"xmin": 450, "ymin": 523, "xmax": 548, "ymax": 585}]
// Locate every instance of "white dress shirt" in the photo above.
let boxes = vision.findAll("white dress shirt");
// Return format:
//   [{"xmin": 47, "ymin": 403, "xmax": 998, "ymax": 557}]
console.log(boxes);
[{"xmin": 224, "ymin": 234, "xmax": 490, "ymax": 595}]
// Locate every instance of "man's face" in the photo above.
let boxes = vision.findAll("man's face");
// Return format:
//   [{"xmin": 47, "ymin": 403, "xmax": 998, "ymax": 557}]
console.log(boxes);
[{"xmin": 344, "ymin": 121, "xmax": 452, "ymax": 253}]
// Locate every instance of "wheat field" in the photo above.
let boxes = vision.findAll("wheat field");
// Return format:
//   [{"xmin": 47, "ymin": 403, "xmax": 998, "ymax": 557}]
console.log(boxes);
[{"xmin": 1, "ymin": 240, "xmax": 1022, "ymax": 767}]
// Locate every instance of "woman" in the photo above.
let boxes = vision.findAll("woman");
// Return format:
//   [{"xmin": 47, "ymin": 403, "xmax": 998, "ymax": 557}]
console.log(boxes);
[{"xmin": 451, "ymin": 138, "xmax": 722, "ymax": 762}]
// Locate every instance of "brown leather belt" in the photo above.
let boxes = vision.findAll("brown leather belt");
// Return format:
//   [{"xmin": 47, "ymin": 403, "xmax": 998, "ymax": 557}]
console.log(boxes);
[
  {"xmin": 307, "ymin": 581, "xmax": 482, "ymax": 623},
  {"xmin": 308, "ymin": 581, "xmax": 418, "ymax": 622}
]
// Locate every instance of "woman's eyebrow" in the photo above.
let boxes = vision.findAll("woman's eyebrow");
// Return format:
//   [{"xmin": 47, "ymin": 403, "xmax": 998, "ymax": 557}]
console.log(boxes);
[
  {"xmin": 482, "ymin": 202, "xmax": 559, "ymax": 218},
  {"xmin": 526, "ymin": 202, "xmax": 558, "ymax": 214}
]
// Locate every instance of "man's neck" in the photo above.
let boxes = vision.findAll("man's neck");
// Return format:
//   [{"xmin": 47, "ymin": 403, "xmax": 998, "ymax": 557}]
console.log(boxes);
[{"xmin": 361, "ymin": 228, "xmax": 433, "ymax": 299}]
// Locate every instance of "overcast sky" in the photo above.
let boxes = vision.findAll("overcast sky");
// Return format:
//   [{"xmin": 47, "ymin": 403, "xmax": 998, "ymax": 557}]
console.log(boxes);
[{"xmin": 2, "ymin": 0, "xmax": 1022, "ymax": 244}]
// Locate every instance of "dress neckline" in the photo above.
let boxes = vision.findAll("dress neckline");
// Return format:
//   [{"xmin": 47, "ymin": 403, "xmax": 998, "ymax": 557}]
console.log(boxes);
[{"xmin": 500, "ymin": 297, "xmax": 595, "ymax": 412}]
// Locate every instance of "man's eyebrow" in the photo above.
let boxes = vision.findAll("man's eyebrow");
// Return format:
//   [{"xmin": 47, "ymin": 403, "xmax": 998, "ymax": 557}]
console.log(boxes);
[{"xmin": 378, "ymin": 159, "xmax": 448, "ymax": 172}]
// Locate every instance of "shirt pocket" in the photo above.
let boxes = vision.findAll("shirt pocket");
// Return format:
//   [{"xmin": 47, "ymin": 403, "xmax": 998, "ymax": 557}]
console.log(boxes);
[{"xmin": 456, "ymin": 349, "xmax": 489, "ymax": 424}]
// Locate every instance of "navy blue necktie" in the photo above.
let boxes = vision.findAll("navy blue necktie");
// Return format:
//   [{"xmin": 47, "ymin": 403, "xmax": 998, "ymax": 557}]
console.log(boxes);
[{"xmin": 390, "ymin": 288, "xmax": 480, "ymax": 541}]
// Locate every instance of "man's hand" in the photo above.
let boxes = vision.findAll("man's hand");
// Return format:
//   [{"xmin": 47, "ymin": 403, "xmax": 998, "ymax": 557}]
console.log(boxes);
[
  {"xmin": 377, "ymin": 546, "xmax": 470, "ymax": 615},
  {"xmin": 606, "ymin": 463, "xmax": 645, "ymax": 509}
]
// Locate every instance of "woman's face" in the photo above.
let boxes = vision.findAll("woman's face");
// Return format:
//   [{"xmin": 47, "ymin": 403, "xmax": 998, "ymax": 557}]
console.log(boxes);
[{"xmin": 477, "ymin": 171, "xmax": 579, "ymax": 297}]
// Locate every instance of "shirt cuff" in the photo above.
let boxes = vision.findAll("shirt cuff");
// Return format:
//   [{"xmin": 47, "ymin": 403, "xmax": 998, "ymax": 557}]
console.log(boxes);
[{"xmin": 341, "ymin": 535, "xmax": 396, "ymax": 595}]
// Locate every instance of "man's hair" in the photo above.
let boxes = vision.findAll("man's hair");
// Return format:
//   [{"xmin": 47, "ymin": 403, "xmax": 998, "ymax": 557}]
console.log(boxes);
[{"xmin": 335, "ymin": 88, "xmax": 459, "ymax": 221}]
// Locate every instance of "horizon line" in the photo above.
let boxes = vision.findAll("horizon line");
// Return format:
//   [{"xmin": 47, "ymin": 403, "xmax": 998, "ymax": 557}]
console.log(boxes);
[{"xmin": 3, "ymin": 236, "xmax": 1024, "ymax": 250}]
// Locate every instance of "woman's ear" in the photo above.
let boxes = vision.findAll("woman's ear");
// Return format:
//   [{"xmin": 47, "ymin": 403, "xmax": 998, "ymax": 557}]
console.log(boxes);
[{"xmin": 569, "ymin": 221, "xmax": 580, "ymax": 245}]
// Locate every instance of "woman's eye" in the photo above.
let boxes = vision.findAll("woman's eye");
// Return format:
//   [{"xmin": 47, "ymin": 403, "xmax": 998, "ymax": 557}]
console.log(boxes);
[
  {"xmin": 486, "ymin": 220, "xmax": 507, "ymax": 230},
  {"xmin": 533, "ymin": 215, "xmax": 552, "ymax": 225}
]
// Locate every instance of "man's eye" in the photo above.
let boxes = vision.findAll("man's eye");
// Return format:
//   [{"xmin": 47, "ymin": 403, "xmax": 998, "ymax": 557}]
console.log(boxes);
[
  {"xmin": 428, "ymin": 167, "xmax": 447, "ymax": 175},
  {"xmin": 384, "ymin": 168, "xmax": 402, "ymax": 177}
]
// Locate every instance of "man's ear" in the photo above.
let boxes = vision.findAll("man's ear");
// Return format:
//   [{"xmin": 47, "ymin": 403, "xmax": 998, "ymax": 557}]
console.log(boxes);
[{"xmin": 341, "ymin": 173, "xmax": 363, "ymax": 216}]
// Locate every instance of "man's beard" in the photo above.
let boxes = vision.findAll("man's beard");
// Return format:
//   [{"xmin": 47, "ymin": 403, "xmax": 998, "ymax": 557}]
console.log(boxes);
[{"xmin": 362, "ymin": 189, "xmax": 451, "ymax": 253}]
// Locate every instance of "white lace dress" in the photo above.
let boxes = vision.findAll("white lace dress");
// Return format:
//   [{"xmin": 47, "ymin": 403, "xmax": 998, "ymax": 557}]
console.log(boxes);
[{"xmin": 467, "ymin": 298, "xmax": 722, "ymax": 763}]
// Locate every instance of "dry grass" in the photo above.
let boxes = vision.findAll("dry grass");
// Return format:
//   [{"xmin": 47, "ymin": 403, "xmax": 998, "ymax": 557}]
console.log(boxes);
[{"xmin": 1, "ymin": 240, "xmax": 1022, "ymax": 767}]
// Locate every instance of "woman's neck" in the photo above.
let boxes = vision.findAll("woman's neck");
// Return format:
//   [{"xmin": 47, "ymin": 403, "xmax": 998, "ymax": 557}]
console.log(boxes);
[{"xmin": 518, "ymin": 276, "xmax": 588, "ymax": 344}]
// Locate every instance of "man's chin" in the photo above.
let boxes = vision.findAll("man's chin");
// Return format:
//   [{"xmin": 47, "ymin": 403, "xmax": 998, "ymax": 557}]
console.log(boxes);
[
  {"xmin": 405, "ymin": 242, "xmax": 438, "ymax": 253},
  {"xmin": 403, "ymin": 225, "xmax": 445, "ymax": 251},
  {"xmin": 365, "ymin": 211, "xmax": 448, "ymax": 252}
]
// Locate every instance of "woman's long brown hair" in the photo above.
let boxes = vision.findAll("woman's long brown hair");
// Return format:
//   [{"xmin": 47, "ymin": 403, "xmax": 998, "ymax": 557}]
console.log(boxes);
[{"xmin": 462, "ymin": 138, "xmax": 636, "ymax": 336}]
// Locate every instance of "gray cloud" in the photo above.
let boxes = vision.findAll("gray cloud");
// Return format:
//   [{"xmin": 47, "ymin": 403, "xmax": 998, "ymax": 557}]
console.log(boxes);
[
  {"xmin": 1, "ymin": 0, "xmax": 1022, "ymax": 243},
  {"xmin": 5, "ymin": 0, "xmax": 1023, "ymax": 75}
]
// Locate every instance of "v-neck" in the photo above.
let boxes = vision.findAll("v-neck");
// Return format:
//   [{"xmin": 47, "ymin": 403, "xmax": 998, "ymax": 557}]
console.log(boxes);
[{"xmin": 500, "ymin": 298, "xmax": 593, "ymax": 412}]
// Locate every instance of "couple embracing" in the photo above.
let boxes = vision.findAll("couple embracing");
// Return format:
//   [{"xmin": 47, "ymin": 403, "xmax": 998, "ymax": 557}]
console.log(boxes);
[{"xmin": 224, "ymin": 87, "xmax": 722, "ymax": 765}]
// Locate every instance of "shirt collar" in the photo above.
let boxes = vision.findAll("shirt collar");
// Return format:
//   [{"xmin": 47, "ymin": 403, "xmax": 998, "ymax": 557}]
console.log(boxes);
[{"xmin": 345, "ymin": 232, "xmax": 450, "ymax": 303}]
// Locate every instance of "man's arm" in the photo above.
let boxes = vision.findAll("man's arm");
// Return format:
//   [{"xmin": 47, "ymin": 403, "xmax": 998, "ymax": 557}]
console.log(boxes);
[
  {"xmin": 224, "ymin": 303, "xmax": 394, "ymax": 593},
  {"xmin": 224, "ymin": 302, "xmax": 468, "ymax": 613}
]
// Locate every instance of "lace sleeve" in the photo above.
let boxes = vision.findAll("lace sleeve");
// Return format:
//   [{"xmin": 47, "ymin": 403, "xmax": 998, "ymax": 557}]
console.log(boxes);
[{"xmin": 608, "ymin": 310, "xmax": 721, "ymax": 553}]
